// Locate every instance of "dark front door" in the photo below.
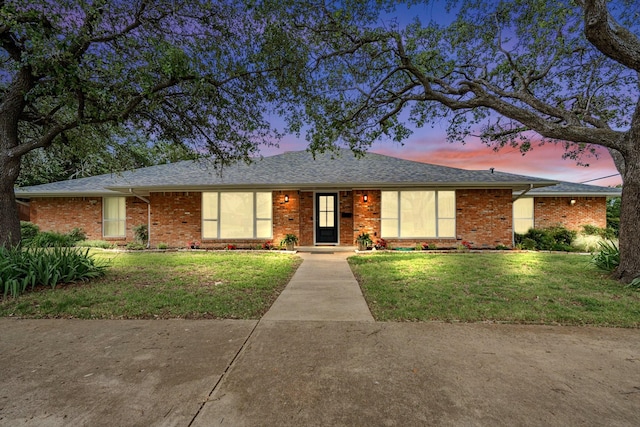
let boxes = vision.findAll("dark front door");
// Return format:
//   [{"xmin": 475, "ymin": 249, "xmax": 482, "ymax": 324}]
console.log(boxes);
[{"xmin": 316, "ymin": 193, "xmax": 338, "ymax": 244}]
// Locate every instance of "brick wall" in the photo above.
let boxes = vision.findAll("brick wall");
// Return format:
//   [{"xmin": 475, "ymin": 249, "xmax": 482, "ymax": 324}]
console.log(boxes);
[
  {"xmin": 352, "ymin": 190, "xmax": 380, "ymax": 245},
  {"xmin": 534, "ymin": 197, "xmax": 606, "ymax": 230},
  {"xmin": 456, "ymin": 189, "xmax": 513, "ymax": 248},
  {"xmin": 339, "ymin": 191, "xmax": 354, "ymax": 245},
  {"xmin": 149, "ymin": 192, "xmax": 201, "ymax": 248},
  {"xmin": 299, "ymin": 191, "xmax": 314, "ymax": 245},
  {"xmin": 28, "ymin": 191, "xmax": 608, "ymax": 250},
  {"xmin": 273, "ymin": 190, "xmax": 300, "ymax": 246},
  {"xmin": 30, "ymin": 196, "xmax": 147, "ymax": 244}
]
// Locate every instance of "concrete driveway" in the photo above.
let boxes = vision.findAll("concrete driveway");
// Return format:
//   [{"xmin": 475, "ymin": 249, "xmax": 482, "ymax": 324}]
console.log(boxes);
[
  {"xmin": 1, "ymin": 252, "xmax": 639, "ymax": 426},
  {"xmin": 1, "ymin": 319, "xmax": 639, "ymax": 426}
]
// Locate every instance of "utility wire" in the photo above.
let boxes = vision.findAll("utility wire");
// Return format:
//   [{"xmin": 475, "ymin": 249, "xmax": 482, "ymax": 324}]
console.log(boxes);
[{"xmin": 579, "ymin": 173, "xmax": 620, "ymax": 184}]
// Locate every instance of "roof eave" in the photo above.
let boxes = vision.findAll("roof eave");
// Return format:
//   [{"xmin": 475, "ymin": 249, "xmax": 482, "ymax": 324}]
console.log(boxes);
[{"xmin": 106, "ymin": 181, "xmax": 556, "ymax": 193}]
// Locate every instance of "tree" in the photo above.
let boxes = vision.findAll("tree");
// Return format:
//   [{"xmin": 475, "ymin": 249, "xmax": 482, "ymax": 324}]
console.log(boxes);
[
  {"xmin": 278, "ymin": 0, "xmax": 640, "ymax": 282},
  {"xmin": 0, "ymin": 0, "xmax": 296, "ymax": 246},
  {"xmin": 16, "ymin": 126, "xmax": 198, "ymax": 187}
]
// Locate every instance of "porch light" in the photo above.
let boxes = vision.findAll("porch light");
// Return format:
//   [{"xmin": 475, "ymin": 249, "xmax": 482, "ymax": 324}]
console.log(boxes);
[
  {"xmin": 363, "ymin": 194, "xmax": 368, "ymax": 203},
  {"xmin": 284, "ymin": 195, "xmax": 289, "ymax": 203},
  {"xmin": 569, "ymin": 199, "xmax": 576, "ymax": 206}
]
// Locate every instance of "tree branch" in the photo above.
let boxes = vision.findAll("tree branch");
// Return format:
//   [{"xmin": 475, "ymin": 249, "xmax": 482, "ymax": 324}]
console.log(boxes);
[{"xmin": 582, "ymin": 0, "xmax": 640, "ymax": 72}]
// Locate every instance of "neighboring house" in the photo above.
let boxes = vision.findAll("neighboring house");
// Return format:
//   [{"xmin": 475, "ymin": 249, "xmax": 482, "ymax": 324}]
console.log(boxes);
[{"xmin": 14, "ymin": 150, "xmax": 620, "ymax": 248}]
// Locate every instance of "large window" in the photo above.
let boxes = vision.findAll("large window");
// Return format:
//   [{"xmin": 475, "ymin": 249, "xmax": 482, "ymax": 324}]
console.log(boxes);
[
  {"xmin": 513, "ymin": 198, "xmax": 534, "ymax": 234},
  {"xmin": 103, "ymin": 197, "xmax": 126, "ymax": 237},
  {"xmin": 202, "ymin": 192, "xmax": 272, "ymax": 239},
  {"xmin": 381, "ymin": 190, "xmax": 456, "ymax": 238}
]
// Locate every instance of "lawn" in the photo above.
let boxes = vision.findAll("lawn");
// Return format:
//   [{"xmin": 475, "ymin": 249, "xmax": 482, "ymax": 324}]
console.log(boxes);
[
  {"xmin": 348, "ymin": 252, "xmax": 640, "ymax": 327},
  {"xmin": 0, "ymin": 251, "xmax": 301, "ymax": 319}
]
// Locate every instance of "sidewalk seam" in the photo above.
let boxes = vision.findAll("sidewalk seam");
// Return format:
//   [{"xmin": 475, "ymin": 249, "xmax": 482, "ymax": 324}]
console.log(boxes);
[{"xmin": 187, "ymin": 319, "xmax": 261, "ymax": 427}]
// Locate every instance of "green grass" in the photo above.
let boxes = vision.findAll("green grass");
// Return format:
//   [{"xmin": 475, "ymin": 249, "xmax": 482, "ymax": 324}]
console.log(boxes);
[
  {"xmin": 0, "ymin": 251, "xmax": 301, "ymax": 320},
  {"xmin": 348, "ymin": 252, "xmax": 640, "ymax": 327}
]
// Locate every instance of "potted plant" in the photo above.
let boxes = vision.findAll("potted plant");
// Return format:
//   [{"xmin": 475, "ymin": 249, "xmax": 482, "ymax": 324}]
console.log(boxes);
[
  {"xmin": 355, "ymin": 232, "xmax": 372, "ymax": 251},
  {"xmin": 281, "ymin": 234, "xmax": 298, "ymax": 251}
]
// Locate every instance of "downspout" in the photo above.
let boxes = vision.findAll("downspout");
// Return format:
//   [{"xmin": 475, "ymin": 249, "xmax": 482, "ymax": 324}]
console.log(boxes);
[
  {"xmin": 511, "ymin": 184, "xmax": 534, "ymax": 247},
  {"xmin": 129, "ymin": 189, "xmax": 151, "ymax": 249},
  {"xmin": 512, "ymin": 184, "xmax": 534, "ymax": 202}
]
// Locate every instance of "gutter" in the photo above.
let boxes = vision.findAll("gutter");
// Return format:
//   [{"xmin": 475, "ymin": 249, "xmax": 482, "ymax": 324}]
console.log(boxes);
[{"xmin": 129, "ymin": 189, "xmax": 151, "ymax": 249}]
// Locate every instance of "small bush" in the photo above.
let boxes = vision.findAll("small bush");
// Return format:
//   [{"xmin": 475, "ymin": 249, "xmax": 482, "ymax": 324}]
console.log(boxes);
[
  {"xmin": 582, "ymin": 224, "xmax": 617, "ymax": 239},
  {"xmin": 76, "ymin": 240, "xmax": 115, "ymax": 249},
  {"xmin": 495, "ymin": 244, "xmax": 510, "ymax": 250},
  {"xmin": 520, "ymin": 238, "xmax": 537, "ymax": 250},
  {"xmin": 133, "ymin": 224, "xmax": 148, "ymax": 244},
  {"xmin": 157, "ymin": 242, "xmax": 169, "ymax": 250},
  {"xmin": 591, "ymin": 240, "xmax": 620, "ymax": 272},
  {"xmin": 68, "ymin": 227, "xmax": 87, "ymax": 243},
  {"xmin": 20, "ymin": 221, "xmax": 40, "ymax": 245},
  {"xmin": 515, "ymin": 226, "xmax": 577, "ymax": 251},
  {"xmin": 1, "ymin": 247, "xmax": 108, "ymax": 298},
  {"xmin": 126, "ymin": 242, "xmax": 146, "ymax": 250},
  {"xmin": 29, "ymin": 231, "xmax": 76, "ymax": 248}
]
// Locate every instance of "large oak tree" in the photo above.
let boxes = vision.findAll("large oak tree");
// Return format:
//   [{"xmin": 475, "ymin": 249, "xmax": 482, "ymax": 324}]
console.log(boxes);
[
  {"xmin": 0, "ymin": 0, "xmax": 300, "ymax": 246},
  {"xmin": 278, "ymin": 0, "xmax": 640, "ymax": 282}
]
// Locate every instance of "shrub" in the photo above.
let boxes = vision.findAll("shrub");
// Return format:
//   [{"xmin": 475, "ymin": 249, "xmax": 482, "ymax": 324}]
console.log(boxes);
[
  {"xmin": 581, "ymin": 224, "xmax": 617, "ymax": 240},
  {"xmin": 29, "ymin": 231, "xmax": 76, "ymax": 248},
  {"xmin": 515, "ymin": 226, "xmax": 577, "ymax": 251},
  {"xmin": 520, "ymin": 238, "xmax": 537, "ymax": 250},
  {"xmin": 157, "ymin": 242, "xmax": 169, "ymax": 250},
  {"xmin": 1, "ymin": 247, "xmax": 108, "ymax": 298},
  {"xmin": 20, "ymin": 221, "xmax": 40, "ymax": 245},
  {"xmin": 591, "ymin": 240, "xmax": 620, "ymax": 272},
  {"xmin": 126, "ymin": 242, "xmax": 146, "ymax": 250},
  {"xmin": 68, "ymin": 227, "xmax": 87, "ymax": 243},
  {"xmin": 133, "ymin": 224, "xmax": 148, "ymax": 244},
  {"xmin": 495, "ymin": 244, "xmax": 510, "ymax": 250},
  {"xmin": 76, "ymin": 240, "xmax": 115, "ymax": 249}
]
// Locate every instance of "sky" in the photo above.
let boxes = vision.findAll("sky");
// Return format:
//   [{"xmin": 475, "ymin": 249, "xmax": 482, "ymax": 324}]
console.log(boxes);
[{"xmin": 259, "ymin": 1, "xmax": 623, "ymax": 188}]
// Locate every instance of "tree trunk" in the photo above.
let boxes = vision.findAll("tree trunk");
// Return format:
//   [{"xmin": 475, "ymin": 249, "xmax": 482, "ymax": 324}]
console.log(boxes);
[
  {"xmin": 0, "ymin": 152, "xmax": 21, "ymax": 247},
  {"xmin": 615, "ymin": 149, "xmax": 640, "ymax": 283}
]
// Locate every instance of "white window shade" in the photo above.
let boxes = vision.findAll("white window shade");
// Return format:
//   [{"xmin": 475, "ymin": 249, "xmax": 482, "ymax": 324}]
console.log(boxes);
[
  {"xmin": 513, "ymin": 198, "xmax": 534, "ymax": 234},
  {"xmin": 103, "ymin": 197, "xmax": 126, "ymax": 237},
  {"xmin": 203, "ymin": 191, "xmax": 272, "ymax": 239},
  {"xmin": 381, "ymin": 190, "xmax": 456, "ymax": 238}
]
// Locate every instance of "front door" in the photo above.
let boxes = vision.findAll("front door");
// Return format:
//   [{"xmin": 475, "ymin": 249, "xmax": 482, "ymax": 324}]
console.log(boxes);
[{"xmin": 316, "ymin": 193, "xmax": 338, "ymax": 244}]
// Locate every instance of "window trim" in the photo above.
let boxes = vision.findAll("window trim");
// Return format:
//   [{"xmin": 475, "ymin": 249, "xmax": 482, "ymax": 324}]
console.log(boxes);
[
  {"xmin": 103, "ymin": 197, "xmax": 126, "ymax": 238},
  {"xmin": 202, "ymin": 191, "xmax": 273, "ymax": 239},
  {"xmin": 381, "ymin": 190, "xmax": 456, "ymax": 238}
]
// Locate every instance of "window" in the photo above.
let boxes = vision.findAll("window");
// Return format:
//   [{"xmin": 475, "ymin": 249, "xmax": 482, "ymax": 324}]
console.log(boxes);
[
  {"xmin": 381, "ymin": 190, "xmax": 456, "ymax": 238},
  {"xmin": 202, "ymin": 192, "xmax": 272, "ymax": 239},
  {"xmin": 513, "ymin": 198, "xmax": 534, "ymax": 234},
  {"xmin": 103, "ymin": 197, "xmax": 126, "ymax": 237}
]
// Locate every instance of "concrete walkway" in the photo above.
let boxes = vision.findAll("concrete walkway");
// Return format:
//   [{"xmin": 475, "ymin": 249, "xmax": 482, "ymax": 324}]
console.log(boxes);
[{"xmin": 262, "ymin": 251, "xmax": 374, "ymax": 322}]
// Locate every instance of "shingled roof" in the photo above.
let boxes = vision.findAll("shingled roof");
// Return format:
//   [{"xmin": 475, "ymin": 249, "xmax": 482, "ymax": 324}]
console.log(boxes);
[
  {"xmin": 14, "ymin": 149, "xmax": 616, "ymax": 197},
  {"xmin": 525, "ymin": 181, "xmax": 620, "ymax": 197}
]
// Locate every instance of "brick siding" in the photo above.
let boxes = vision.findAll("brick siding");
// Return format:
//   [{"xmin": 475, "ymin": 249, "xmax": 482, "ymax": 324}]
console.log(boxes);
[
  {"xmin": 456, "ymin": 189, "xmax": 513, "ymax": 248},
  {"xmin": 30, "ymin": 196, "xmax": 147, "ymax": 245},
  {"xmin": 26, "ymin": 190, "xmax": 609, "ymax": 249},
  {"xmin": 534, "ymin": 197, "xmax": 606, "ymax": 230}
]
